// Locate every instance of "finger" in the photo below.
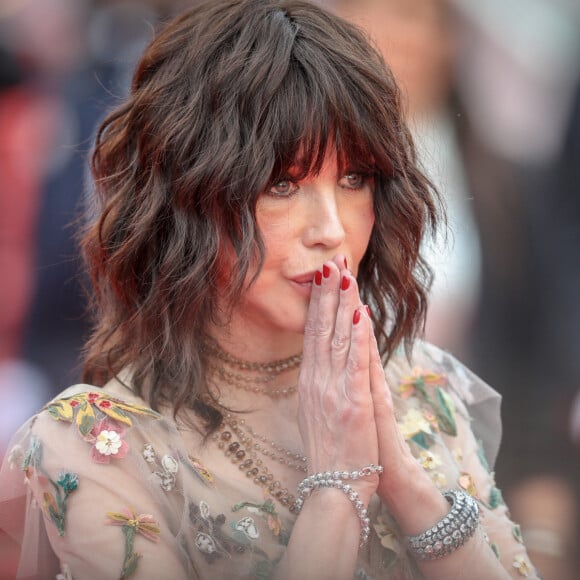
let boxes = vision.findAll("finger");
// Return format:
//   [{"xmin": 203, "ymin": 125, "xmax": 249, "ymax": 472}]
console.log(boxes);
[
  {"xmin": 302, "ymin": 267, "xmax": 323, "ymax": 356},
  {"xmin": 331, "ymin": 253, "xmax": 349, "ymax": 273},
  {"xmin": 344, "ymin": 305, "xmax": 372, "ymax": 404},
  {"xmin": 311, "ymin": 260, "xmax": 342, "ymax": 362},
  {"xmin": 368, "ymin": 324, "xmax": 409, "ymax": 454},
  {"xmin": 331, "ymin": 271, "xmax": 361, "ymax": 372}
]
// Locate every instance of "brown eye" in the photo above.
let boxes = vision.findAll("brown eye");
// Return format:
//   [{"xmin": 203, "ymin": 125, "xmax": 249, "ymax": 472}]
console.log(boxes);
[
  {"xmin": 269, "ymin": 180, "xmax": 299, "ymax": 197},
  {"xmin": 339, "ymin": 173, "xmax": 365, "ymax": 190}
]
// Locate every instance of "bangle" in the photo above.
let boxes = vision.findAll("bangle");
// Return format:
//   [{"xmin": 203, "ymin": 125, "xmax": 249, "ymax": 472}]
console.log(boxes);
[
  {"xmin": 292, "ymin": 465, "xmax": 383, "ymax": 547},
  {"xmin": 406, "ymin": 489, "xmax": 480, "ymax": 561}
]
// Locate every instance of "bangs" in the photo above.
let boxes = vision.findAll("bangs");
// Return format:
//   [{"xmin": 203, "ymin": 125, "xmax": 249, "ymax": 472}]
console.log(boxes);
[{"xmin": 258, "ymin": 25, "xmax": 396, "ymax": 188}]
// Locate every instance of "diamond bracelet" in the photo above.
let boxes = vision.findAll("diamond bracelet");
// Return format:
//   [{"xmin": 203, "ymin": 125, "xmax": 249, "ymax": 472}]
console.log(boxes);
[
  {"xmin": 292, "ymin": 465, "xmax": 384, "ymax": 547},
  {"xmin": 406, "ymin": 489, "xmax": 480, "ymax": 561}
]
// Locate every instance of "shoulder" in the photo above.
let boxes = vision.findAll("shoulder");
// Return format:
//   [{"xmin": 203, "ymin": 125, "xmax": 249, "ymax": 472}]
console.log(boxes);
[
  {"xmin": 386, "ymin": 341, "xmax": 503, "ymax": 468},
  {"xmin": 386, "ymin": 340, "xmax": 500, "ymax": 409}
]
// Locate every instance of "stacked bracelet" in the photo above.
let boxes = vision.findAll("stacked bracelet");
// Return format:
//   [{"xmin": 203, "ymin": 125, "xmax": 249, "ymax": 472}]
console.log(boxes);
[
  {"xmin": 406, "ymin": 489, "xmax": 480, "ymax": 561},
  {"xmin": 292, "ymin": 464, "xmax": 384, "ymax": 547}
]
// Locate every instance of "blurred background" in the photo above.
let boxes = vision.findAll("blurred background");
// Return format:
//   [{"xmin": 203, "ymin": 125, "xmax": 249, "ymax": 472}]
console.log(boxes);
[{"xmin": 0, "ymin": 0, "xmax": 579, "ymax": 577}]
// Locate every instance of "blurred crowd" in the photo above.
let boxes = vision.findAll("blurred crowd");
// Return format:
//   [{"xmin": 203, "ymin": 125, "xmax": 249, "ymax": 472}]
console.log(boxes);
[{"xmin": 1, "ymin": 0, "xmax": 579, "ymax": 578}]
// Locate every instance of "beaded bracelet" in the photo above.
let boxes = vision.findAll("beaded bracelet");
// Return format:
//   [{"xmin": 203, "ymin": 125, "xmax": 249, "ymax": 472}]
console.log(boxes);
[
  {"xmin": 406, "ymin": 489, "xmax": 480, "ymax": 561},
  {"xmin": 292, "ymin": 464, "xmax": 384, "ymax": 547}
]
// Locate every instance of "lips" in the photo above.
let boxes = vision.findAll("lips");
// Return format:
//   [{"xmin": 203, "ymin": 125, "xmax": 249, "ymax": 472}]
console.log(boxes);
[{"xmin": 290, "ymin": 271, "xmax": 317, "ymax": 285}]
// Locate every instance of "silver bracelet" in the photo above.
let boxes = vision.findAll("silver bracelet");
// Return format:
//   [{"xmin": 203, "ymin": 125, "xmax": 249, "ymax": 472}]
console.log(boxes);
[
  {"xmin": 292, "ymin": 465, "xmax": 384, "ymax": 547},
  {"xmin": 406, "ymin": 489, "xmax": 480, "ymax": 561}
]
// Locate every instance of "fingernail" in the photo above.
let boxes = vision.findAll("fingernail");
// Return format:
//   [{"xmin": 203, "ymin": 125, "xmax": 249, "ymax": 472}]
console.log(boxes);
[
  {"xmin": 344, "ymin": 257, "xmax": 348, "ymax": 269},
  {"xmin": 323, "ymin": 264, "xmax": 331, "ymax": 278},
  {"xmin": 314, "ymin": 270, "xmax": 322, "ymax": 285},
  {"xmin": 341, "ymin": 275, "xmax": 350, "ymax": 291},
  {"xmin": 365, "ymin": 305, "xmax": 371, "ymax": 317},
  {"xmin": 353, "ymin": 309, "xmax": 361, "ymax": 325}
]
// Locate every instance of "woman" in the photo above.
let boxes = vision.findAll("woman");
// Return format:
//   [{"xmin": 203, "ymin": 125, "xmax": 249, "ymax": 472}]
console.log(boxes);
[{"xmin": 0, "ymin": 1, "xmax": 537, "ymax": 578}]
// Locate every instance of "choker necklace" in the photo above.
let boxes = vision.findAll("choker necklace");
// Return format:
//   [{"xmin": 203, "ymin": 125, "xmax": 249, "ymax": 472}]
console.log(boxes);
[{"xmin": 203, "ymin": 338, "xmax": 302, "ymax": 398}]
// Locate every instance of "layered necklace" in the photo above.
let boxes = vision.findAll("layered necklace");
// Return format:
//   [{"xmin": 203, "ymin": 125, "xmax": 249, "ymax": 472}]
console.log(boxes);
[
  {"xmin": 203, "ymin": 337, "xmax": 302, "ymax": 398},
  {"xmin": 204, "ymin": 340, "xmax": 307, "ymax": 512}
]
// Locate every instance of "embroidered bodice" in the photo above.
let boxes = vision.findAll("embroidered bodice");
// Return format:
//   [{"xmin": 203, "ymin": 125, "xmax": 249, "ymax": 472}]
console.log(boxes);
[{"xmin": 0, "ymin": 342, "xmax": 538, "ymax": 579}]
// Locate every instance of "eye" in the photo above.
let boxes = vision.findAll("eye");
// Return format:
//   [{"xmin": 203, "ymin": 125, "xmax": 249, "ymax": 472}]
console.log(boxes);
[
  {"xmin": 339, "ymin": 172, "xmax": 367, "ymax": 190},
  {"xmin": 268, "ymin": 179, "xmax": 299, "ymax": 197}
]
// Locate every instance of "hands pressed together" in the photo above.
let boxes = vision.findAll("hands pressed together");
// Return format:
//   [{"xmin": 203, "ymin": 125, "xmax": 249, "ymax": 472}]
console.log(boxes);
[
  {"xmin": 297, "ymin": 254, "xmax": 421, "ymax": 509},
  {"xmin": 287, "ymin": 255, "xmax": 512, "ymax": 580}
]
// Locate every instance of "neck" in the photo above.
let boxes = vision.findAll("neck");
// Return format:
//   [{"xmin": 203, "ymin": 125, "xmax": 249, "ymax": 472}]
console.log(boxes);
[{"xmin": 207, "ymin": 311, "xmax": 304, "ymax": 365}]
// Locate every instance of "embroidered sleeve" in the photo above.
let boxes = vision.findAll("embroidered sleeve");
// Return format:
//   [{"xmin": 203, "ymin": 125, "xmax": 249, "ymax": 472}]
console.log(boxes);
[
  {"xmin": 416, "ymin": 343, "xmax": 541, "ymax": 579},
  {"xmin": 7, "ymin": 387, "xmax": 192, "ymax": 579}
]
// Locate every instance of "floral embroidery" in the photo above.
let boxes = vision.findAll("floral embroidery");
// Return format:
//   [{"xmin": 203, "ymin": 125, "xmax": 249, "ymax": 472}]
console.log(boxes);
[
  {"xmin": 486, "ymin": 486, "xmax": 504, "ymax": 509},
  {"xmin": 86, "ymin": 419, "xmax": 129, "ymax": 464},
  {"xmin": 43, "ymin": 470, "xmax": 79, "ymax": 536},
  {"xmin": 46, "ymin": 391, "xmax": 160, "ymax": 438},
  {"xmin": 22, "ymin": 435, "xmax": 42, "ymax": 478},
  {"xmin": 399, "ymin": 368, "xmax": 447, "ymax": 398},
  {"xmin": 476, "ymin": 439, "xmax": 491, "ymax": 472},
  {"xmin": 458, "ymin": 472, "xmax": 479, "ymax": 498},
  {"xmin": 399, "ymin": 408, "xmax": 434, "ymax": 449},
  {"xmin": 107, "ymin": 508, "xmax": 161, "ymax": 578},
  {"xmin": 233, "ymin": 516, "xmax": 260, "ymax": 540},
  {"xmin": 19, "ymin": 438, "xmax": 79, "ymax": 536},
  {"xmin": 142, "ymin": 444, "xmax": 179, "ymax": 491},
  {"xmin": 512, "ymin": 554, "xmax": 533, "ymax": 577},
  {"xmin": 189, "ymin": 500, "xmax": 247, "ymax": 563},
  {"xmin": 513, "ymin": 524, "xmax": 524, "ymax": 544},
  {"xmin": 490, "ymin": 542, "xmax": 500, "ymax": 559},
  {"xmin": 143, "ymin": 444, "xmax": 156, "ymax": 463},
  {"xmin": 418, "ymin": 450, "xmax": 442, "ymax": 471},
  {"xmin": 373, "ymin": 515, "xmax": 403, "ymax": 553},
  {"xmin": 232, "ymin": 499, "xmax": 283, "ymax": 539},
  {"xmin": 7, "ymin": 444, "xmax": 24, "ymax": 470},
  {"xmin": 155, "ymin": 455, "xmax": 179, "ymax": 491},
  {"xmin": 430, "ymin": 471, "xmax": 447, "ymax": 489},
  {"xmin": 186, "ymin": 455, "xmax": 215, "ymax": 487},
  {"xmin": 398, "ymin": 368, "xmax": 457, "ymax": 436}
]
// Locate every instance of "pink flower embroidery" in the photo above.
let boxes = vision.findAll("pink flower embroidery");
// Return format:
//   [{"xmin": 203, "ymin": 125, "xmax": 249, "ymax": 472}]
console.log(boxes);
[{"xmin": 87, "ymin": 418, "xmax": 129, "ymax": 463}]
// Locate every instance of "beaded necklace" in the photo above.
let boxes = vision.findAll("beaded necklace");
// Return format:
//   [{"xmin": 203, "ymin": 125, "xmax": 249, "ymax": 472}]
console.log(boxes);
[
  {"xmin": 211, "ymin": 415, "xmax": 302, "ymax": 512},
  {"xmin": 204, "ymin": 339, "xmax": 307, "ymax": 510},
  {"xmin": 203, "ymin": 338, "xmax": 302, "ymax": 398}
]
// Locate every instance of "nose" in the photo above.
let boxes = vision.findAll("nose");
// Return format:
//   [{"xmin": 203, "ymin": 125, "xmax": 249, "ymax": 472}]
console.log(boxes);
[{"xmin": 302, "ymin": 189, "xmax": 345, "ymax": 249}]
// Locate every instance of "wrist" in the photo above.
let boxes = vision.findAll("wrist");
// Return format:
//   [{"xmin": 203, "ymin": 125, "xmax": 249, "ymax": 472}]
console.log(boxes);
[{"xmin": 378, "ymin": 460, "xmax": 450, "ymax": 536}]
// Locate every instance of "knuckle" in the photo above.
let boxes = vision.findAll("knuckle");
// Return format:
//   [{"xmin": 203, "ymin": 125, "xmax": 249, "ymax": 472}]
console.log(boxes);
[{"xmin": 331, "ymin": 332, "xmax": 349, "ymax": 353}]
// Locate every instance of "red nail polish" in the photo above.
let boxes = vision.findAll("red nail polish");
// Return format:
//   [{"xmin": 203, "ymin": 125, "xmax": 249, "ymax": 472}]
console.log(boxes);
[
  {"xmin": 341, "ymin": 275, "xmax": 350, "ymax": 291},
  {"xmin": 344, "ymin": 257, "xmax": 348, "ymax": 269},
  {"xmin": 315, "ymin": 270, "xmax": 322, "ymax": 285},
  {"xmin": 353, "ymin": 309, "xmax": 361, "ymax": 325},
  {"xmin": 323, "ymin": 264, "xmax": 331, "ymax": 278},
  {"xmin": 365, "ymin": 305, "xmax": 371, "ymax": 317}
]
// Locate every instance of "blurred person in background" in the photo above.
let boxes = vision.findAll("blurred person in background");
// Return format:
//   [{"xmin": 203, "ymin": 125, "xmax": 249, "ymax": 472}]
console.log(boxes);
[
  {"xmin": 0, "ymin": 0, "xmax": 186, "ymax": 457},
  {"xmin": 329, "ymin": 0, "xmax": 579, "ymax": 578}
]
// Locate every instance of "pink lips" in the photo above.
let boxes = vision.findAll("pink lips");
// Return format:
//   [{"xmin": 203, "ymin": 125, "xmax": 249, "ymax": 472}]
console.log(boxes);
[
  {"xmin": 289, "ymin": 271, "xmax": 317, "ymax": 297},
  {"xmin": 290, "ymin": 271, "xmax": 317, "ymax": 285}
]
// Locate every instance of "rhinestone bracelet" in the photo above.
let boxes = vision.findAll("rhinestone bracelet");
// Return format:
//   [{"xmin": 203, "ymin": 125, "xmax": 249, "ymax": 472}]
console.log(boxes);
[
  {"xmin": 406, "ymin": 489, "xmax": 480, "ymax": 561},
  {"xmin": 292, "ymin": 464, "xmax": 384, "ymax": 547}
]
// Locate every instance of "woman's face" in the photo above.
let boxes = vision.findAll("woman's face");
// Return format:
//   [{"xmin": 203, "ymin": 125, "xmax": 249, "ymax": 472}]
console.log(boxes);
[{"xmin": 229, "ymin": 149, "xmax": 375, "ymax": 337}]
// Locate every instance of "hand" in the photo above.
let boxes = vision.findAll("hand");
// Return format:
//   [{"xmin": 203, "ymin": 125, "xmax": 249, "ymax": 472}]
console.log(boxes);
[
  {"xmin": 367, "ymin": 328, "xmax": 437, "ymax": 510},
  {"xmin": 297, "ymin": 255, "xmax": 379, "ymax": 503}
]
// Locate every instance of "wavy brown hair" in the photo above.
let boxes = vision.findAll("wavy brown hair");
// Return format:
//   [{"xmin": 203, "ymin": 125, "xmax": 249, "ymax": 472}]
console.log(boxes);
[{"xmin": 82, "ymin": 0, "xmax": 439, "ymax": 431}]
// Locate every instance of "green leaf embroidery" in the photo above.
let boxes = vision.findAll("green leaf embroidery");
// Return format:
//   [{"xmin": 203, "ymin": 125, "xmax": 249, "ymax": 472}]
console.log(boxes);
[
  {"xmin": 487, "ymin": 486, "xmax": 504, "ymax": 509},
  {"xmin": 434, "ymin": 387, "xmax": 457, "ymax": 436},
  {"xmin": 76, "ymin": 401, "xmax": 96, "ymax": 436}
]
